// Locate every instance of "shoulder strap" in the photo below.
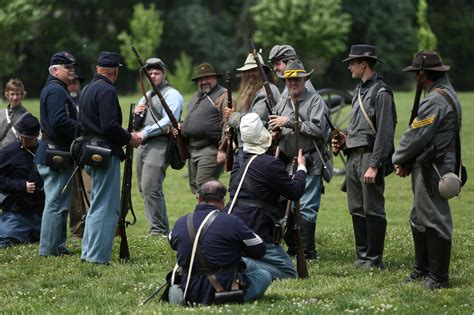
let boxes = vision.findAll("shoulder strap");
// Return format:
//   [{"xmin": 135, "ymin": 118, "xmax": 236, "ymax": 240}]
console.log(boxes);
[
  {"xmin": 357, "ymin": 88, "xmax": 377, "ymax": 134},
  {"xmin": 183, "ymin": 210, "xmax": 220, "ymax": 300},
  {"xmin": 227, "ymin": 154, "xmax": 258, "ymax": 214},
  {"xmin": 434, "ymin": 88, "xmax": 463, "ymax": 177},
  {"xmin": 1, "ymin": 111, "xmax": 29, "ymax": 141}
]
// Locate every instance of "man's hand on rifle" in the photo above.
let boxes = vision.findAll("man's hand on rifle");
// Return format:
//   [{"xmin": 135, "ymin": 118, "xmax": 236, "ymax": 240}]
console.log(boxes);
[
  {"xmin": 297, "ymin": 149, "xmax": 306, "ymax": 168},
  {"xmin": 134, "ymin": 103, "xmax": 147, "ymax": 114},
  {"xmin": 170, "ymin": 123, "xmax": 181, "ymax": 138},
  {"xmin": 268, "ymin": 115, "xmax": 289, "ymax": 129},
  {"xmin": 216, "ymin": 150, "xmax": 226, "ymax": 165},
  {"xmin": 129, "ymin": 132, "xmax": 142, "ymax": 148},
  {"xmin": 331, "ymin": 131, "xmax": 346, "ymax": 156},
  {"xmin": 223, "ymin": 107, "xmax": 235, "ymax": 120},
  {"xmin": 395, "ymin": 164, "xmax": 411, "ymax": 177}
]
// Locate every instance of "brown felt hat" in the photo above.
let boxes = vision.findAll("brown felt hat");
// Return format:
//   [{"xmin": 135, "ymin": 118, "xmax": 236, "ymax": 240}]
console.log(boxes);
[
  {"xmin": 403, "ymin": 50, "xmax": 450, "ymax": 72},
  {"xmin": 191, "ymin": 63, "xmax": 222, "ymax": 82},
  {"xmin": 342, "ymin": 44, "xmax": 383, "ymax": 63}
]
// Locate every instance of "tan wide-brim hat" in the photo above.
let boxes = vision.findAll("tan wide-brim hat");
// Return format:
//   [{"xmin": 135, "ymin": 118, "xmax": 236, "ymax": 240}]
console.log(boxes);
[
  {"xmin": 276, "ymin": 59, "xmax": 313, "ymax": 79},
  {"xmin": 403, "ymin": 50, "xmax": 450, "ymax": 72},
  {"xmin": 240, "ymin": 113, "xmax": 272, "ymax": 155},
  {"xmin": 236, "ymin": 53, "xmax": 269, "ymax": 72}
]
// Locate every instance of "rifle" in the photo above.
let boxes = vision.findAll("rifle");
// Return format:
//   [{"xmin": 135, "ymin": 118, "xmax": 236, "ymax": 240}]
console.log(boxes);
[
  {"xmin": 408, "ymin": 55, "xmax": 426, "ymax": 126},
  {"xmin": 224, "ymin": 72, "xmax": 235, "ymax": 171},
  {"xmin": 118, "ymin": 104, "xmax": 137, "ymax": 261},
  {"xmin": 131, "ymin": 47, "xmax": 189, "ymax": 161},
  {"xmin": 289, "ymin": 99, "xmax": 309, "ymax": 278},
  {"xmin": 249, "ymin": 38, "xmax": 276, "ymax": 113},
  {"xmin": 323, "ymin": 113, "xmax": 345, "ymax": 157}
]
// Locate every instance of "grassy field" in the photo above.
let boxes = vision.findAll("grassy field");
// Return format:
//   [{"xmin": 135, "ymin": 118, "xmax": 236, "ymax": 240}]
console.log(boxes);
[{"xmin": 1, "ymin": 91, "xmax": 473, "ymax": 314}]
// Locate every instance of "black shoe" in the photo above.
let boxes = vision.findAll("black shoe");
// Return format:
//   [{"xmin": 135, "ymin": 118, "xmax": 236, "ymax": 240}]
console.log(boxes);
[
  {"xmin": 423, "ymin": 275, "xmax": 449, "ymax": 289},
  {"xmin": 361, "ymin": 259, "xmax": 385, "ymax": 270},
  {"xmin": 404, "ymin": 270, "xmax": 427, "ymax": 283},
  {"xmin": 365, "ymin": 215, "xmax": 386, "ymax": 269}
]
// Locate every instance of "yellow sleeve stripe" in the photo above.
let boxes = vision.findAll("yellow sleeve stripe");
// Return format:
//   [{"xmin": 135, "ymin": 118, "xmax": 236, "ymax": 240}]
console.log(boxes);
[{"xmin": 412, "ymin": 115, "xmax": 436, "ymax": 129}]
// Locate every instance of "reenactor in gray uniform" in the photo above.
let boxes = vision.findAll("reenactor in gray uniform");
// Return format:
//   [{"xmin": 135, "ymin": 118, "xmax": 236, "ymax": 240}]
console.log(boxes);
[
  {"xmin": 226, "ymin": 53, "xmax": 280, "ymax": 165},
  {"xmin": 180, "ymin": 63, "xmax": 228, "ymax": 194},
  {"xmin": 269, "ymin": 60, "xmax": 330, "ymax": 260},
  {"xmin": 393, "ymin": 51, "xmax": 461, "ymax": 289},
  {"xmin": 134, "ymin": 57, "xmax": 184, "ymax": 235},
  {"xmin": 267, "ymin": 45, "xmax": 316, "ymax": 97},
  {"xmin": 0, "ymin": 79, "xmax": 29, "ymax": 149},
  {"xmin": 332, "ymin": 45, "xmax": 397, "ymax": 269}
]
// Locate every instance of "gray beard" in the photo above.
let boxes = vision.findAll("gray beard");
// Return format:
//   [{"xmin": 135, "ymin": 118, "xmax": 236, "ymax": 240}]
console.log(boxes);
[{"xmin": 199, "ymin": 86, "xmax": 211, "ymax": 95}]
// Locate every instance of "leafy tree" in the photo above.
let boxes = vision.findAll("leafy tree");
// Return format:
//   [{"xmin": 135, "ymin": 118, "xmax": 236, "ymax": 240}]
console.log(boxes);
[
  {"xmin": 250, "ymin": 0, "xmax": 351, "ymax": 72},
  {"xmin": 167, "ymin": 52, "xmax": 196, "ymax": 95},
  {"xmin": 117, "ymin": 3, "xmax": 164, "ymax": 71},
  {"xmin": 417, "ymin": 0, "xmax": 437, "ymax": 51},
  {"xmin": 428, "ymin": 0, "xmax": 474, "ymax": 90},
  {"xmin": 0, "ymin": 0, "xmax": 50, "ymax": 80}
]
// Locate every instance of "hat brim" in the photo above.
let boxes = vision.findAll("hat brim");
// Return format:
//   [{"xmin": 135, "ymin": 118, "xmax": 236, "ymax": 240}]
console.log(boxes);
[
  {"xmin": 243, "ymin": 128, "xmax": 272, "ymax": 155},
  {"xmin": 342, "ymin": 55, "xmax": 383, "ymax": 64},
  {"xmin": 403, "ymin": 65, "xmax": 450, "ymax": 72},
  {"xmin": 17, "ymin": 133, "xmax": 38, "ymax": 139},
  {"xmin": 191, "ymin": 73, "xmax": 222, "ymax": 82},
  {"xmin": 277, "ymin": 69, "xmax": 314, "ymax": 79}
]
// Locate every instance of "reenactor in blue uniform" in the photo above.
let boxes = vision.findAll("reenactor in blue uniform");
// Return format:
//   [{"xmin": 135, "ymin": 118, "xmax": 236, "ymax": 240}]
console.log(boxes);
[
  {"xmin": 169, "ymin": 180, "xmax": 271, "ymax": 305},
  {"xmin": 36, "ymin": 51, "xmax": 79, "ymax": 257},
  {"xmin": 333, "ymin": 45, "xmax": 397, "ymax": 269},
  {"xmin": 226, "ymin": 113, "xmax": 307, "ymax": 280},
  {"xmin": 80, "ymin": 52, "xmax": 142, "ymax": 264},
  {"xmin": 269, "ymin": 60, "xmax": 331, "ymax": 260},
  {"xmin": 0, "ymin": 115, "xmax": 44, "ymax": 248},
  {"xmin": 393, "ymin": 51, "xmax": 461, "ymax": 289}
]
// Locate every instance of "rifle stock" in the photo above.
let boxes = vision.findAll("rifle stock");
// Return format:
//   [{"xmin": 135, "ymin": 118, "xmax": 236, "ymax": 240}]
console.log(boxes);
[
  {"xmin": 131, "ymin": 46, "xmax": 189, "ymax": 161},
  {"xmin": 248, "ymin": 38, "xmax": 276, "ymax": 111},
  {"xmin": 225, "ymin": 71, "xmax": 235, "ymax": 172},
  {"xmin": 290, "ymin": 100, "xmax": 309, "ymax": 278},
  {"xmin": 119, "ymin": 104, "xmax": 136, "ymax": 261},
  {"xmin": 408, "ymin": 56, "xmax": 426, "ymax": 126}
]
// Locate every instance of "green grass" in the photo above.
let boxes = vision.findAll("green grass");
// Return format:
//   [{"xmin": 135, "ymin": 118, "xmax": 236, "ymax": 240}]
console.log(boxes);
[{"xmin": 1, "ymin": 92, "xmax": 473, "ymax": 314}]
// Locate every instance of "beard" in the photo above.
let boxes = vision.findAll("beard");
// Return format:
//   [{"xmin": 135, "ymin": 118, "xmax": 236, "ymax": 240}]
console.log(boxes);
[{"xmin": 199, "ymin": 84, "xmax": 212, "ymax": 95}]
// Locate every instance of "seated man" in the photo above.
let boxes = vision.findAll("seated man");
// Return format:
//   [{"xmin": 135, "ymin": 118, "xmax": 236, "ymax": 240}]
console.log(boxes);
[
  {"xmin": 0, "ymin": 114, "xmax": 44, "ymax": 248},
  {"xmin": 226, "ymin": 113, "xmax": 307, "ymax": 280},
  {"xmin": 169, "ymin": 180, "xmax": 271, "ymax": 305}
]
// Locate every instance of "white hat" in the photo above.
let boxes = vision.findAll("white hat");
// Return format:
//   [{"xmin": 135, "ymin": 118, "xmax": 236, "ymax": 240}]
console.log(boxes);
[
  {"xmin": 240, "ymin": 113, "xmax": 272, "ymax": 155},
  {"xmin": 236, "ymin": 53, "xmax": 267, "ymax": 72},
  {"xmin": 438, "ymin": 172, "xmax": 461, "ymax": 199}
]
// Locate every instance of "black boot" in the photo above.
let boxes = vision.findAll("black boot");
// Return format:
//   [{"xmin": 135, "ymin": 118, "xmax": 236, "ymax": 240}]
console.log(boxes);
[
  {"xmin": 352, "ymin": 215, "xmax": 368, "ymax": 266},
  {"xmin": 364, "ymin": 215, "xmax": 386, "ymax": 269},
  {"xmin": 404, "ymin": 226, "xmax": 429, "ymax": 282},
  {"xmin": 301, "ymin": 219, "xmax": 317, "ymax": 260},
  {"xmin": 424, "ymin": 227, "xmax": 451, "ymax": 289}
]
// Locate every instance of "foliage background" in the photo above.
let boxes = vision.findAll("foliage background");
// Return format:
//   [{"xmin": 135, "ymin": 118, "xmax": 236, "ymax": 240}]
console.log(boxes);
[{"xmin": 1, "ymin": 0, "xmax": 473, "ymax": 98}]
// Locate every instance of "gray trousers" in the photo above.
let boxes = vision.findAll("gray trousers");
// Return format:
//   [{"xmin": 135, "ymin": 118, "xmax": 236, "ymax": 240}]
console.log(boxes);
[
  {"xmin": 136, "ymin": 137, "xmax": 170, "ymax": 235},
  {"xmin": 187, "ymin": 146, "xmax": 223, "ymax": 194},
  {"xmin": 410, "ymin": 166, "xmax": 452, "ymax": 241},
  {"xmin": 346, "ymin": 151, "xmax": 386, "ymax": 218}
]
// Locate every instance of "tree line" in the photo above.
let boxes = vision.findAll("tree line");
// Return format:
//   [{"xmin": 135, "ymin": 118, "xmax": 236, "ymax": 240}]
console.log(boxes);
[{"xmin": 1, "ymin": 0, "xmax": 472, "ymax": 98}]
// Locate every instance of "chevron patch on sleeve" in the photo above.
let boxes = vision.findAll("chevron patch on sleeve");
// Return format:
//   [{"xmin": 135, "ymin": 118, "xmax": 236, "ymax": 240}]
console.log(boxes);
[{"xmin": 412, "ymin": 115, "xmax": 436, "ymax": 129}]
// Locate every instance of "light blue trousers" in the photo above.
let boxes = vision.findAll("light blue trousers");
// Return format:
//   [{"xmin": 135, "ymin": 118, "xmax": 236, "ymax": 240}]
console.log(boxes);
[
  {"xmin": 243, "ymin": 269, "xmax": 272, "ymax": 302},
  {"xmin": 37, "ymin": 164, "xmax": 74, "ymax": 256},
  {"xmin": 300, "ymin": 175, "xmax": 322, "ymax": 223},
  {"xmin": 243, "ymin": 242, "xmax": 298, "ymax": 280},
  {"xmin": 81, "ymin": 156, "xmax": 120, "ymax": 264}
]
